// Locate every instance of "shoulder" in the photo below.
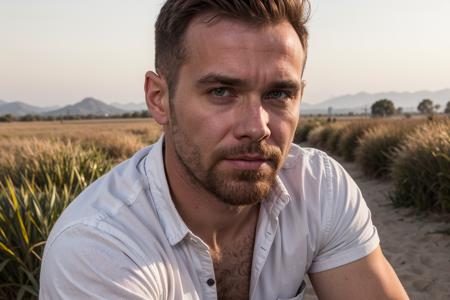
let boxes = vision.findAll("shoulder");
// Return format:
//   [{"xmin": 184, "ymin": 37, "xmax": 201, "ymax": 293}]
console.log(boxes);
[
  {"xmin": 42, "ymin": 144, "xmax": 169, "ymax": 273},
  {"xmin": 283, "ymin": 143, "xmax": 344, "ymax": 175},
  {"xmin": 39, "ymin": 223, "xmax": 166, "ymax": 299},
  {"xmin": 280, "ymin": 143, "xmax": 345, "ymax": 202},
  {"xmin": 46, "ymin": 145, "xmax": 152, "ymax": 240},
  {"xmin": 278, "ymin": 144, "xmax": 379, "ymax": 272},
  {"xmin": 40, "ymin": 145, "xmax": 174, "ymax": 298}
]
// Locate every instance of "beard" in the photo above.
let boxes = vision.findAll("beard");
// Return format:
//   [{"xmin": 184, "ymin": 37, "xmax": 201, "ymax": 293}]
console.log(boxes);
[{"xmin": 169, "ymin": 121, "xmax": 283, "ymax": 206}]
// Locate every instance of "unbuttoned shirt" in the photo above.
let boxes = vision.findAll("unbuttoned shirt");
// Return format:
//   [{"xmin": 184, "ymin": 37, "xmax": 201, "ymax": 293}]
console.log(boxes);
[{"xmin": 40, "ymin": 136, "xmax": 379, "ymax": 300}]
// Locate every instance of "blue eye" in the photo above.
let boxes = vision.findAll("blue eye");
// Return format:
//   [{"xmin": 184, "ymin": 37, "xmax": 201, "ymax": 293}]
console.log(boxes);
[
  {"xmin": 211, "ymin": 88, "xmax": 231, "ymax": 97},
  {"xmin": 265, "ymin": 90, "xmax": 290, "ymax": 101}
]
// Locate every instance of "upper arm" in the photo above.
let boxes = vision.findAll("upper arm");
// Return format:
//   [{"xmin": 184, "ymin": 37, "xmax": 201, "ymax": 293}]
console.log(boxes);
[
  {"xmin": 309, "ymin": 246, "xmax": 409, "ymax": 300},
  {"xmin": 39, "ymin": 225, "xmax": 162, "ymax": 300},
  {"xmin": 310, "ymin": 155, "xmax": 379, "ymax": 273}
]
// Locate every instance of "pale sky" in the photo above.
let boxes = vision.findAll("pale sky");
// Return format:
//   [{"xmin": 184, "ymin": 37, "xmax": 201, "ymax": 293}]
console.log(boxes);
[{"xmin": 1, "ymin": 0, "xmax": 449, "ymax": 106}]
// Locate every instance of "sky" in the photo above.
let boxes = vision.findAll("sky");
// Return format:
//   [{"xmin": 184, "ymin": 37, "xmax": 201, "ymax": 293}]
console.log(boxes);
[{"xmin": 1, "ymin": 0, "xmax": 450, "ymax": 107}]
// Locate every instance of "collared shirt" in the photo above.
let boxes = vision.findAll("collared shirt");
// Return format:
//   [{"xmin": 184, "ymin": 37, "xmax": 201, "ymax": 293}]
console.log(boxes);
[{"xmin": 40, "ymin": 136, "xmax": 379, "ymax": 300}]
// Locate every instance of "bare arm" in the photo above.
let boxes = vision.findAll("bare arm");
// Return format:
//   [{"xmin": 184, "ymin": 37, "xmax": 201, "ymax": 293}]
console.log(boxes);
[{"xmin": 309, "ymin": 246, "xmax": 409, "ymax": 300}]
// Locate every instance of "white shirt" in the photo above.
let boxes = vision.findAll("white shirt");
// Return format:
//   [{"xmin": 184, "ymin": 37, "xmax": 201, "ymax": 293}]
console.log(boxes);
[{"xmin": 40, "ymin": 136, "xmax": 379, "ymax": 300}]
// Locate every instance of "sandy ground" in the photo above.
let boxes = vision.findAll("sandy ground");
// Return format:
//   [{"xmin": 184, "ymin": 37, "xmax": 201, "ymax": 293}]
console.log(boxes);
[{"xmin": 303, "ymin": 158, "xmax": 450, "ymax": 300}]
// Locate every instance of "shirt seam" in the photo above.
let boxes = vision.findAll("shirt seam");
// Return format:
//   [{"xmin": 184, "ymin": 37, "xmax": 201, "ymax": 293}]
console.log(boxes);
[
  {"xmin": 46, "ymin": 219, "xmax": 149, "ymax": 267},
  {"xmin": 321, "ymin": 152, "xmax": 334, "ymax": 251}
]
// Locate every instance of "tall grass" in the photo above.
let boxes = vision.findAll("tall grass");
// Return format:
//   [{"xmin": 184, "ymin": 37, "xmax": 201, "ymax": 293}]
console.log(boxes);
[
  {"xmin": 325, "ymin": 123, "xmax": 348, "ymax": 154},
  {"xmin": 293, "ymin": 119, "xmax": 324, "ymax": 143},
  {"xmin": 337, "ymin": 121, "xmax": 379, "ymax": 161},
  {"xmin": 0, "ymin": 120, "xmax": 162, "ymax": 299},
  {"xmin": 297, "ymin": 116, "xmax": 450, "ymax": 213},
  {"xmin": 306, "ymin": 122, "xmax": 346, "ymax": 152},
  {"xmin": 390, "ymin": 120, "xmax": 450, "ymax": 212},
  {"xmin": 355, "ymin": 120, "xmax": 422, "ymax": 178},
  {"xmin": 0, "ymin": 144, "xmax": 113, "ymax": 299}
]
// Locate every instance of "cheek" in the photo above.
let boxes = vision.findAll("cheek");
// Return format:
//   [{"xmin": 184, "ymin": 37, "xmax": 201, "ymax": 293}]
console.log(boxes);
[
  {"xmin": 271, "ymin": 116, "xmax": 298, "ymax": 143},
  {"xmin": 177, "ymin": 109, "xmax": 231, "ymax": 148}
]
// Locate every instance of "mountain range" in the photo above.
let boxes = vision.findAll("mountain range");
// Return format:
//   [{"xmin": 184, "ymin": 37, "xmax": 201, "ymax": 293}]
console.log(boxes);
[
  {"xmin": 301, "ymin": 89, "xmax": 450, "ymax": 115},
  {"xmin": 0, "ymin": 101, "xmax": 56, "ymax": 116},
  {"xmin": 1, "ymin": 89, "xmax": 449, "ymax": 117},
  {"xmin": 42, "ymin": 98, "xmax": 126, "ymax": 117}
]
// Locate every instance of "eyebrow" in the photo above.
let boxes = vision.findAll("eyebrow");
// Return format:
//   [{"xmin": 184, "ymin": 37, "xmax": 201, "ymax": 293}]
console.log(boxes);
[
  {"xmin": 266, "ymin": 80, "xmax": 302, "ymax": 93},
  {"xmin": 195, "ymin": 73, "xmax": 302, "ymax": 92},
  {"xmin": 196, "ymin": 73, "xmax": 247, "ymax": 88}
]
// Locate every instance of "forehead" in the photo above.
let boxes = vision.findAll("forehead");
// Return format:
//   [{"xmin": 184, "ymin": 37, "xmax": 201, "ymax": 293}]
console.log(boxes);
[{"xmin": 181, "ymin": 15, "xmax": 305, "ymax": 81}]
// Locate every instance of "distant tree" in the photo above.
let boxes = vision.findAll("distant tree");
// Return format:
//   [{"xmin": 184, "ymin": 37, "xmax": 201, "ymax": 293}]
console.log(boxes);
[
  {"xmin": 417, "ymin": 99, "xmax": 434, "ymax": 114},
  {"xmin": 0, "ymin": 114, "xmax": 15, "ymax": 122},
  {"xmin": 396, "ymin": 107, "xmax": 403, "ymax": 115},
  {"xmin": 44, "ymin": 115, "xmax": 55, "ymax": 121},
  {"xmin": 371, "ymin": 99, "xmax": 395, "ymax": 117},
  {"xmin": 20, "ymin": 114, "xmax": 41, "ymax": 122},
  {"xmin": 434, "ymin": 104, "xmax": 441, "ymax": 112},
  {"xmin": 140, "ymin": 110, "xmax": 150, "ymax": 118},
  {"xmin": 445, "ymin": 101, "xmax": 450, "ymax": 114}
]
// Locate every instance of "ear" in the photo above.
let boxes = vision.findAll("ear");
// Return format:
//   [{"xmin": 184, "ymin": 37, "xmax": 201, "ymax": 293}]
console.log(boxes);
[{"xmin": 144, "ymin": 71, "xmax": 170, "ymax": 125}]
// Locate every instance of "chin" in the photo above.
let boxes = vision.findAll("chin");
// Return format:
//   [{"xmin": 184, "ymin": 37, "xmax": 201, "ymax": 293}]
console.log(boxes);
[{"xmin": 210, "ymin": 178, "xmax": 275, "ymax": 206}]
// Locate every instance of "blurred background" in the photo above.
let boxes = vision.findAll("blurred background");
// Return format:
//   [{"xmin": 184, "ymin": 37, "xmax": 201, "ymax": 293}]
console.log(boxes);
[{"xmin": 1, "ymin": 0, "xmax": 450, "ymax": 112}]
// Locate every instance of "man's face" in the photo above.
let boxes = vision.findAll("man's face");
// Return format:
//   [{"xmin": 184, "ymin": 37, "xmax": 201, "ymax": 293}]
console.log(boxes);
[{"xmin": 164, "ymin": 17, "xmax": 305, "ymax": 206}]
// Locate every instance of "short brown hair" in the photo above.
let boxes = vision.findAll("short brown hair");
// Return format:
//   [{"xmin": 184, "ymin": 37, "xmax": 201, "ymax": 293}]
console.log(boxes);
[{"xmin": 155, "ymin": 0, "xmax": 310, "ymax": 94}]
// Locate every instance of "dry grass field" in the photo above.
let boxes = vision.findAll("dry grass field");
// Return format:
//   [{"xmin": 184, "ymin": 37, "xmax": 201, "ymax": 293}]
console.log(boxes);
[{"xmin": 0, "ymin": 118, "xmax": 161, "ymax": 141}]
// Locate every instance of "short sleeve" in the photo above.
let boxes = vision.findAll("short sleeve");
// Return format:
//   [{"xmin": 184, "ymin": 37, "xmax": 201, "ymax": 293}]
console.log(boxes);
[
  {"xmin": 309, "ymin": 156, "xmax": 379, "ymax": 273},
  {"xmin": 39, "ymin": 225, "xmax": 162, "ymax": 300}
]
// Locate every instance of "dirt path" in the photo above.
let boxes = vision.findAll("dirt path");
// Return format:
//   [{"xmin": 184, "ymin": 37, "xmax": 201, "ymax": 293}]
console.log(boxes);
[{"xmin": 303, "ymin": 158, "xmax": 450, "ymax": 300}]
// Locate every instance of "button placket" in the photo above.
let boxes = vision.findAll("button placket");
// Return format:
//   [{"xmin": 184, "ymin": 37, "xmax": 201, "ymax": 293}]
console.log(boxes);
[
  {"xmin": 250, "ymin": 208, "xmax": 279, "ymax": 300},
  {"xmin": 191, "ymin": 238, "xmax": 218, "ymax": 299}
]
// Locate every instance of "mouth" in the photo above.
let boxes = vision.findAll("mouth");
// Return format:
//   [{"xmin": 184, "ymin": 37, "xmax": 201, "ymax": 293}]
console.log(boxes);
[{"xmin": 223, "ymin": 154, "xmax": 272, "ymax": 170}]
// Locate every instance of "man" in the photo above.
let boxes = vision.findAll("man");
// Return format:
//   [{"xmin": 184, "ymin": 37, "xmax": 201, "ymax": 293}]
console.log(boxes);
[{"xmin": 40, "ymin": 0, "xmax": 408, "ymax": 299}]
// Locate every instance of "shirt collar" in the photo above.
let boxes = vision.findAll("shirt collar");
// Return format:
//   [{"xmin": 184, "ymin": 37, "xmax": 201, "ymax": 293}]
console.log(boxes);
[
  {"xmin": 145, "ymin": 135, "xmax": 190, "ymax": 246},
  {"xmin": 261, "ymin": 175, "xmax": 291, "ymax": 219}
]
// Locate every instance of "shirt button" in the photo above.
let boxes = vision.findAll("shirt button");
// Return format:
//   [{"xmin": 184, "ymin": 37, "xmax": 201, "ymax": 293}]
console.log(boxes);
[{"xmin": 206, "ymin": 278, "xmax": 215, "ymax": 286}]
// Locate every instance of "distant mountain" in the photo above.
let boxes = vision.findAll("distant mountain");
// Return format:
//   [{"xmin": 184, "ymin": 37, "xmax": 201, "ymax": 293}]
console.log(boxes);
[
  {"xmin": 40, "ymin": 105, "xmax": 61, "ymax": 112},
  {"xmin": 0, "ymin": 99, "xmax": 6, "ymax": 105},
  {"xmin": 111, "ymin": 102, "xmax": 147, "ymax": 112},
  {"xmin": 45, "ymin": 97, "xmax": 126, "ymax": 116},
  {"xmin": 302, "ymin": 89, "xmax": 450, "ymax": 114},
  {"xmin": 0, "ymin": 101, "xmax": 49, "ymax": 116}
]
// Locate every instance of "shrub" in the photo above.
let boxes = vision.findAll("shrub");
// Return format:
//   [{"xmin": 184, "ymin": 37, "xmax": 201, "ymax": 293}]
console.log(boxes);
[
  {"xmin": 294, "ymin": 120, "xmax": 323, "ymax": 143},
  {"xmin": 326, "ymin": 123, "xmax": 348, "ymax": 155},
  {"xmin": 390, "ymin": 120, "xmax": 450, "ymax": 212},
  {"xmin": 355, "ymin": 122, "xmax": 417, "ymax": 178},
  {"xmin": 316, "ymin": 125, "xmax": 335, "ymax": 148},
  {"xmin": 307, "ymin": 126, "xmax": 325, "ymax": 147},
  {"xmin": 337, "ymin": 121, "xmax": 379, "ymax": 161}
]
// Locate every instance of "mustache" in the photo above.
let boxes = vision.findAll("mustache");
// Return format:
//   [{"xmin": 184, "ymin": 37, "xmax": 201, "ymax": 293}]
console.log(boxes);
[{"xmin": 214, "ymin": 141, "xmax": 282, "ymax": 163}]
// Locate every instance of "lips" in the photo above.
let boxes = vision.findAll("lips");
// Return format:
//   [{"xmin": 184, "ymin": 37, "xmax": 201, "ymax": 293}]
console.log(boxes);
[{"xmin": 223, "ymin": 154, "xmax": 272, "ymax": 170}]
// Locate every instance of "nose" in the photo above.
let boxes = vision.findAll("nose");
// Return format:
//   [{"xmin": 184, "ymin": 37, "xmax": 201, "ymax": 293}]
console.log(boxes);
[{"xmin": 233, "ymin": 99, "xmax": 271, "ymax": 142}]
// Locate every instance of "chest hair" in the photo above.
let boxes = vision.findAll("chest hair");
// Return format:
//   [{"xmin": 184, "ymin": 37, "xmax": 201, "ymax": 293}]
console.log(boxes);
[{"xmin": 212, "ymin": 234, "xmax": 255, "ymax": 300}]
